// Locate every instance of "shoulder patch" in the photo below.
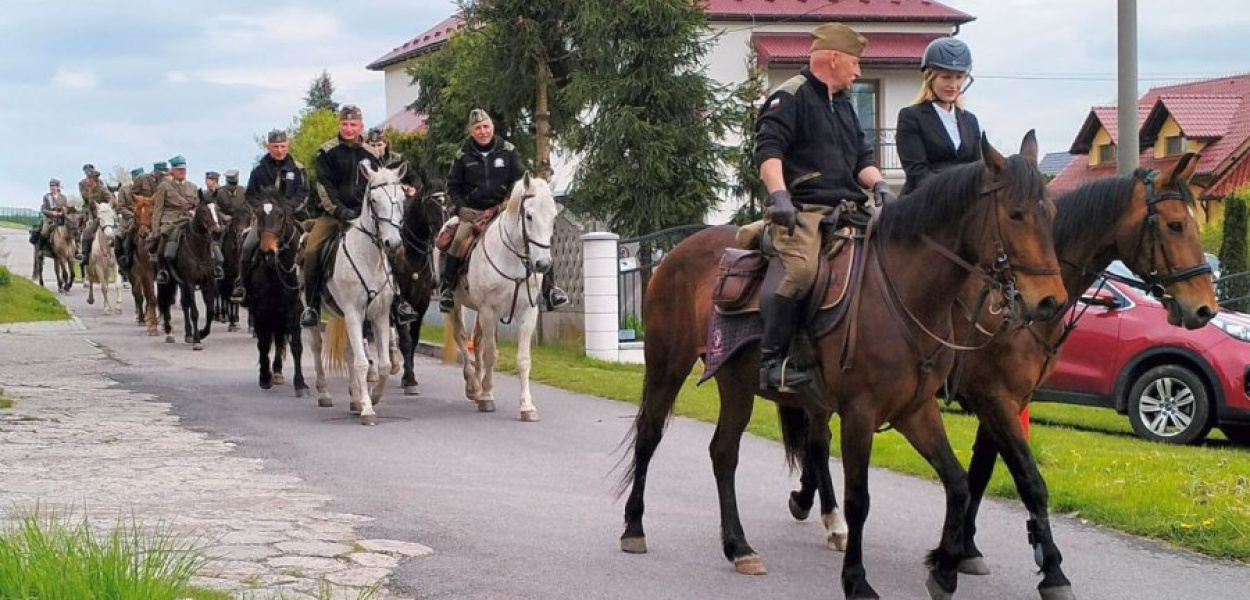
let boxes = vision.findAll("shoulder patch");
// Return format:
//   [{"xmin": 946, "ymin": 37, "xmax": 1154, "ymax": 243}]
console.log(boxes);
[
  {"xmin": 317, "ymin": 138, "xmax": 340, "ymax": 153},
  {"xmin": 293, "ymin": 159, "xmax": 306, "ymax": 169},
  {"xmin": 770, "ymin": 75, "xmax": 806, "ymax": 98},
  {"xmin": 502, "ymin": 141, "xmax": 516, "ymax": 152}
]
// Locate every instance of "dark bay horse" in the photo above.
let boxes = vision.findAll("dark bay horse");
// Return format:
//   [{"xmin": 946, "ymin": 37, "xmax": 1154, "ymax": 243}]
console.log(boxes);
[
  {"xmin": 243, "ymin": 189, "xmax": 307, "ymax": 395},
  {"xmin": 215, "ymin": 205, "xmax": 248, "ymax": 332},
  {"xmin": 157, "ymin": 200, "xmax": 223, "ymax": 350},
  {"xmin": 944, "ymin": 153, "xmax": 1217, "ymax": 599},
  {"xmin": 129, "ymin": 194, "xmax": 159, "ymax": 335},
  {"xmin": 394, "ymin": 180, "xmax": 445, "ymax": 395},
  {"xmin": 781, "ymin": 154, "xmax": 1219, "ymax": 600},
  {"xmin": 619, "ymin": 133, "xmax": 1066, "ymax": 599}
]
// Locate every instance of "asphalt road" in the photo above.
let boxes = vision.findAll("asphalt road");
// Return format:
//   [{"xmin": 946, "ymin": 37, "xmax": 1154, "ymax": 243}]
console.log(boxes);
[{"xmin": 4, "ymin": 229, "xmax": 1248, "ymax": 599}]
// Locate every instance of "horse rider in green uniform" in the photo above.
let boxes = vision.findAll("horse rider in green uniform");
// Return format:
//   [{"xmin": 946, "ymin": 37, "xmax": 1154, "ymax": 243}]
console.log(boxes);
[
  {"xmin": 231, "ymin": 130, "xmax": 309, "ymax": 304},
  {"xmin": 441, "ymin": 108, "xmax": 569, "ymax": 313},
  {"xmin": 753, "ymin": 23, "xmax": 895, "ymax": 393},
  {"xmin": 150, "ymin": 155, "xmax": 223, "ymax": 284},
  {"xmin": 114, "ymin": 168, "xmax": 143, "ymax": 271},
  {"xmin": 77, "ymin": 165, "xmax": 115, "ymax": 267},
  {"xmin": 300, "ymin": 105, "xmax": 420, "ymax": 328}
]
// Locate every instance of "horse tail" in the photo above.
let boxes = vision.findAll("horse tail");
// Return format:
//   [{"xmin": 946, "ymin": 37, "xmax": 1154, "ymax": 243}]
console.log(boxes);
[
  {"xmin": 325, "ymin": 315, "xmax": 351, "ymax": 376},
  {"xmin": 614, "ymin": 362, "xmax": 683, "ymax": 499},
  {"xmin": 777, "ymin": 406, "xmax": 810, "ymax": 473}
]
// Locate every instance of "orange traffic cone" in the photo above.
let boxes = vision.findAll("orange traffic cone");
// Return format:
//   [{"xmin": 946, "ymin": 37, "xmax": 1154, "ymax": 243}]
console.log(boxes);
[{"xmin": 1020, "ymin": 405, "xmax": 1031, "ymax": 439}]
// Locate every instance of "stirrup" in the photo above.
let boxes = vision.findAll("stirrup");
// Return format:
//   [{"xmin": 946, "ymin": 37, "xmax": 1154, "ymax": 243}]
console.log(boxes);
[
  {"xmin": 395, "ymin": 302, "xmax": 419, "ymax": 324},
  {"xmin": 300, "ymin": 307, "xmax": 320, "ymax": 328},
  {"xmin": 156, "ymin": 270, "xmax": 170, "ymax": 284},
  {"xmin": 230, "ymin": 286, "xmax": 246, "ymax": 304},
  {"xmin": 438, "ymin": 291, "xmax": 455, "ymax": 313}
]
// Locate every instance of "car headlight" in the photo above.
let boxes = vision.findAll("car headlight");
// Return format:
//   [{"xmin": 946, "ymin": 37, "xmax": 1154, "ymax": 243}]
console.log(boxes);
[{"xmin": 1211, "ymin": 316, "xmax": 1250, "ymax": 342}]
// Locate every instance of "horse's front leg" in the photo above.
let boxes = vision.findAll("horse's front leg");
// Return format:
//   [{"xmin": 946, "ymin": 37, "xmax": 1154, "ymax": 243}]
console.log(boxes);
[
  {"xmin": 514, "ymin": 305, "xmax": 539, "ymax": 422},
  {"xmin": 310, "ymin": 327, "xmax": 332, "ymax": 407},
  {"xmin": 474, "ymin": 312, "xmax": 496, "ymax": 414},
  {"xmin": 271, "ymin": 330, "xmax": 287, "ymax": 385},
  {"xmin": 398, "ymin": 320, "xmax": 419, "ymax": 395},
  {"xmin": 180, "ymin": 283, "xmax": 200, "ymax": 349},
  {"xmin": 451, "ymin": 307, "xmax": 482, "ymax": 403},
  {"xmin": 289, "ymin": 311, "xmax": 308, "ymax": 398},
  {"xmin": 343, "ymin": 313, "xmax": 375, "ymax": 425},
  {"xmin": 257, "ymin": 327, "xmax": 274, "ymax": 389},
  {"xmin": 370, "ymin": 313, "xmax": 393, "ymax": 407},
  {"xmin": 198, "ymin": 287, "xmax": 215, "ymax": 341},
  {"xmin": 893, "ymin": 401, "xmax": 970, "ymax": 600}
]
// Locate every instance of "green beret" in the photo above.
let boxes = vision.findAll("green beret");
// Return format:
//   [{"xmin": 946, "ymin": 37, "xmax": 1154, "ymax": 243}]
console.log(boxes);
[
  {"xmin": 129, "ymin": 167, "xmax": 144, "ymax": 178},
  {"xmin": 468, "ymin": 108, "xmax": 491, "ymax": 127},
  {"xmin": 169, "ymin": 155, "xmax": 187, "ymax": 168},
  {"xmin": 267, "ymin": 129, "xmax": 288, "ymax": 143},
  {"xmin": 153, "ymin": 162, "xmax": 169, "ymax": 173},
  {"xmin": 811, "ymin": 23, "xmax": 867, "ymax": 57}
]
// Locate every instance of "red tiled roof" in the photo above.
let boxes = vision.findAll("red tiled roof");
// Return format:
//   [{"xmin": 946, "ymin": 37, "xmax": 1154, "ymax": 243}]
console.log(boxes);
[
  {"xmin": 704, "ymin": 0, "xmax": 973, "ymax": 23},
  {"xmin": 375, "ymin": 109, "xmax": 428, "ymax": 134},
  {"xmin": 1047, "ymin": 150, "xmax": 1181, "ymax": 198},
  {"xmin": 753, "ymin": 32, "xmax": 941, "ymax": 67},
  {"xmin": 1129, "ymin": 74, "xmax": 1250, "ymax": 174},
  {"xmin": 1069, "ymin": 105, "xmax": 1151, "ymax": 153},
  {"xmin": 1143, "ymin": 95, "xmax": 1242, "ymax": 140},
  {"xmin": 367, "ymin": 15, "xmax": 464, "ymax": 71},
  {"xmin": 1206, "ymin": 140, "xmax": 1250, "ymax": 197}
]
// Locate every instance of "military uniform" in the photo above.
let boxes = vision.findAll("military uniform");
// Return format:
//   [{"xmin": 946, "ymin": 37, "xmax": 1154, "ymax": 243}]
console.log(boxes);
[
  {"xmin": 233, "ymin": 131, "xmax": 310, "ymax": 304},
  {"xmin": 149, "ymin": 161, "xmax": 203, "ymax": 283},
  {"xmin": 38, "ymin": 188, "xmax": 71, "ymax": 239},
  {"xmin": 77, "ymin": 171, "xmax": 115, "ymax": 264}
]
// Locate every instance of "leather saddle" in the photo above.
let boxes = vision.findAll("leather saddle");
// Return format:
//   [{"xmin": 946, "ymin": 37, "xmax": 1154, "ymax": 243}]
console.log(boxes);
[
  {"xmin": 713, "ymin": 226, "xmax": 859, "ymax": 320},
  {"xmin": 434, "ymin": 206, "xmax": 502, "ymax": 270}
]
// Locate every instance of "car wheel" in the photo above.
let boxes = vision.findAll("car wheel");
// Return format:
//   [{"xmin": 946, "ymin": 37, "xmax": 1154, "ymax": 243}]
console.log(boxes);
[
  {"xmin": 1127, "ymin": 364, "xmax": 1212, "ymax": 445},
  {"xmin": 1220, "ymin": 424, "xmax": 1250, "ymax": 446}
]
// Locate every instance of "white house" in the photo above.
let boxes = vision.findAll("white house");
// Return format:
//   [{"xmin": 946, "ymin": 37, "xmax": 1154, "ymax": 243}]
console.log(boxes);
[{"xmin": 366, "ymin": 0, "xmax": 975, "ymax": 217}]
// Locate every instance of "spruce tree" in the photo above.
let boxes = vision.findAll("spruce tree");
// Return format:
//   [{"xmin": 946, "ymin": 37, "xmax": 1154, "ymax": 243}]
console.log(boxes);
[
  {"xmin": 304, "ymin": 70, "xmax": 339, "ymax": 113},
  {"xmin": 567, "ymin": 0, "xmax": 730, "ymax": 237},
  {"xmin": 1219, "ymin": 191, "xmax": 1249, "ymax": 310},
  {"xmin": 726, "ymin": 44, "xmax": 768, "ymax": 225}
]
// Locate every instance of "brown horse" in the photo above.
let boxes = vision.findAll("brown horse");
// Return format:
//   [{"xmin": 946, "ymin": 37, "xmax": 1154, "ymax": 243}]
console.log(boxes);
[
  {"xmin": 619, "ymin": 133, "xmax": 1066, "ymax": 599},
  {"xmin": 129, "ymin": 195, "xmax": 160, "ymax": 335},
  {"xmin": 156, "ymin": 200, "xmax": 223, "ymax": 350},
  {"xmin": 941, "ymin": 154, "xmax": 1217, "ymax": 599},
  {"xmin": 45, "ymin": 213, "xmax": 78, "ymax": 293}
]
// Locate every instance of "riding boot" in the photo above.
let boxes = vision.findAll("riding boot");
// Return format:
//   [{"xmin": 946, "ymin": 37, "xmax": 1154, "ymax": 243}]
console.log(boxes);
[
  {"xmin": 80, "ymin": 235, "xmax": 93, "ymax": 267},
  {"xmin": 116, "ymin": 238, "xmax": 131, "ymax": 271},
  {"xmin": 157, "ymin": 231, "xmax": 178, "ymax": 284},
  {"xmin": 211, "ymin": 242, "xmax": 225, "ymax": 280},
  {"xmin": 760, "ymin": 295, "xmax": 812, "ymax": 392},
  {"xmin": 394, "ymin": 299, "xmax": 419, "ymax": 325},
  {"xmin": 439, "ymin": 255, "xmax": 464, "ymax": 313},
  {"xmin": 301, "ymin": 268, "xmax": 322, "ymax": 329},
  {"xmin": 542, "ymin": 271, "xmax": 570, "ymax": 310},
  {"xmin": 232, "ymin": 234, "xmax": 258, "ymax": 303}
]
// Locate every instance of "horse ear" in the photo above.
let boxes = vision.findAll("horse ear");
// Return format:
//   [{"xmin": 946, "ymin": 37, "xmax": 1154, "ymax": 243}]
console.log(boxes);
[
  {"xmin": 1161, "ymin": 152, "xmax": 1201, "ymax": 186},
  {"xmin": 1019, "ymin": 130, "xmax": 1039, "ymax": 166},
  {"xmin": 523, "ymin": 171, "xmax": 532, "ymax": 189},
  {"xmin": 358, "ymin": 158, "xmax": 376, "ymax": 180},
  {"xmin": 981, "ymin": 133, "xmax": 1007, "ymax": 174},
  {"xmin": 396, "ymin": 161, "xmax": 408, "ymax": 182}
]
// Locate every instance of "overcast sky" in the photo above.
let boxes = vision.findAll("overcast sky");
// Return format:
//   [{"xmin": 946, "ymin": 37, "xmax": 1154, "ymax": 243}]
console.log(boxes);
[{"xmin": 2, "ymin": 0, "xmax": 1248, "ymax": 210}]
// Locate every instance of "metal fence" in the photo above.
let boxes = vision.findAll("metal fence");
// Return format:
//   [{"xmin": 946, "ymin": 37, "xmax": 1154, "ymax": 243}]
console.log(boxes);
[
  {"xmin": 1217, "ymin": 271, "xmax": 1250, "ymax": 312},
  {"xmin": 0, "ymin": 207, "xmax": 40, "ymax": 227},
  {"xmin": 617, "ymin": 224, "xmax": 709, "ymax": 341}
]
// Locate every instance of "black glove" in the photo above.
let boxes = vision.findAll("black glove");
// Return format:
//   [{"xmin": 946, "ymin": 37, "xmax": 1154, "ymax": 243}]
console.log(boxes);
[
  {"xmin": 336, "ymin": 206, "xmax": 359, "ymax": 221},
  {"xmin": 873, "ymin": 181, "xmax": 896, "ymax": 207},
  {"xmin": 767, "ymin": 190, "xmax": 798, "ymax": 235}
]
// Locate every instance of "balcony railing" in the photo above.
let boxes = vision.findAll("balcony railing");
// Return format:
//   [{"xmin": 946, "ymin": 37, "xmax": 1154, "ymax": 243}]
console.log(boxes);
[{"xmin": 867, "ymin": 128, "xmax": 901, "ymax": 171}]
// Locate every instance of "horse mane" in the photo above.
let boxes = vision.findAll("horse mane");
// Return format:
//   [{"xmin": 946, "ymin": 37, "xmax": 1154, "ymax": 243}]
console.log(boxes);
[
  {"xmin": 1051, "ymin": 175, "xmax": 1138, "ymax": 251},
  {"xmin": 879, "ymin": 155, "xmax": 1043, "ymax": 240}
]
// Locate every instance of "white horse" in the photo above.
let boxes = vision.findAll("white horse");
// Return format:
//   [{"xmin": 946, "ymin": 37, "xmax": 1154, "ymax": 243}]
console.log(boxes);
[
  {"xmin": 310, "ymin": 164, "xmax": 406, "ymax": 426},
  {"xmin": 449, "ymin": 173, "xmax": 558, "ymax": 422},
  {"xmin": 87, "ymin": 203, "xmax": 121, "ymax": 315}
]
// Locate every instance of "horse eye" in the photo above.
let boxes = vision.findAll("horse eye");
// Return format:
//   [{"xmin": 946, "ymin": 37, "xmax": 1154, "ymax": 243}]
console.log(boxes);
[
  {"xmin": 1008, "ymin": 210, "xmax": 1025, "ymax": 221},
  {"xmin": 526, "ymin": 212, "xmax": 533, "ymax": 221},
  {"xmin": 1168, "ymin": 222, "xmax": 1184, "ymax": 233}
]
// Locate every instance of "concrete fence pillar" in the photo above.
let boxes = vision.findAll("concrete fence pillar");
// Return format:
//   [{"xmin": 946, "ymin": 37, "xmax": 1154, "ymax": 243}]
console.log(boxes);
[{"xmin": 582, "ymin": 232, "xmax": 620, "ymax": 362}]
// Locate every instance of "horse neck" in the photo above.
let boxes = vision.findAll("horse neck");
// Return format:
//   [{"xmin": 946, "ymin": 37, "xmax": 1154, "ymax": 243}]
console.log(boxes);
[
  {"xmin": 480, "ymin": 206, "xmax": 529, "ymax": 272},
  {"xmin": 879, "ymin": 214, "xmax": 992, "ymax": 320},
  {"xmin": 1055, "ymin": 199, "xmax": 1134, "ymax": 304}
]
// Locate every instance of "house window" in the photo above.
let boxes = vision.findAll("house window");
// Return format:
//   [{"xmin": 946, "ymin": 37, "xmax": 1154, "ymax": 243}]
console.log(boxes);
[
  {"xmin": 850, "ymin": 81, "xmax": 879, "ymax": 135},
  {"xmin": 1098, "ymin": 144, "xmax": 1117, "ymax": 164},
  {"xmin": 1166, "ymin": 135, "xmax": 1186, "ymax": 156}
]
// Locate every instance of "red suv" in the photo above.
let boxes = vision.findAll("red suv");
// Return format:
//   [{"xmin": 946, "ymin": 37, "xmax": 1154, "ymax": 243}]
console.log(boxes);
[{"xmin": 1035, "ymin": 259, "xmax": 1250, "ymax": 445}]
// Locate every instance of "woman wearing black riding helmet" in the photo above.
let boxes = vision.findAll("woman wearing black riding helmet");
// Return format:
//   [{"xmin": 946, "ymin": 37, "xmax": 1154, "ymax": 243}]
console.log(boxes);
[{"xmin": 896, "ymin": 36, "xmax": 982, "ymax": 195}]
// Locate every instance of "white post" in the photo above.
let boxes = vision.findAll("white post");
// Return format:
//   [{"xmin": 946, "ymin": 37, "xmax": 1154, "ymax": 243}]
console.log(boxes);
[{"xmin": 582, "ymin": 232, "xmax": 620, "ymax": 362}]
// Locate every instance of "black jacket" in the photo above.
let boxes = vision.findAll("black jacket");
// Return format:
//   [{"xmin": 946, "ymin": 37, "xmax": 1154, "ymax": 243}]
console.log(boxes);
[
  {"xmin": 248, "ymin": 155, "xmax": 309, "ymax": 211},
  {"xmin": 754, "ymin": 68, "xmax": 874, "ymax": 206},
  {"xmin": 314, "ymin": 135, "xmax": 380, "ymax": 216},
  {"xmin": 896, "ymin": 103, "xmax": 982, "ymax": 195},
  {"xmin": 378, "ymin": 150, "xmax": 421, "ymax": 189},
  {"xmin": 447, "ymin": 137, "xmax": 525, "ymax": 211}
]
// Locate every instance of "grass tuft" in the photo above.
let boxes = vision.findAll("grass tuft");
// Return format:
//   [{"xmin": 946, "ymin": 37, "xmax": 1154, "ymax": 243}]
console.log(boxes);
[{"xmin": 0, "ymin": 265, "xmax": 70, "ymax": 324}]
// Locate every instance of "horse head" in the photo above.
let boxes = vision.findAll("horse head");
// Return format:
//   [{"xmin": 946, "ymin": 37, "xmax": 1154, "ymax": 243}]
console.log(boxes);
[
  {"xmin": 359, "ymin": 161, "xmax": 406, "ymax": 254},
  {"xmin": 505, "ymin": 172, "xmax": 558, "ymax": 273},
  {"xmin": 195, "ymin": 197, "xmax": 224, "ymax": 236},
  {"xmin": 96, "ymin": 203, "xmax": 118, "ymax": 243},
  {"xmin": 976, "ymin": 131, "xmax": 1066, "ymax": 321},
  {"xmin": 405, "ymin": 177, "xmax": 447, "ymax": 243},
  {"xmin": 134, "ymin": 195, "xmax": 155, "ymax": 234},
  {"xmin": 249, "ymin": 187, "xmax": 292, "ymax": 262},
  {"xmin": 1120, "ymin": 154, "xmax": 1217, "ymax": 328}
]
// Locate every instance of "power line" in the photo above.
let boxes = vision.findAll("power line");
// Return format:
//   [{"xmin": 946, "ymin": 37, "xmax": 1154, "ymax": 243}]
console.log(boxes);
[{"xmin": 965, "ymin": 73, "xmax": 1232, "ymax": 82}]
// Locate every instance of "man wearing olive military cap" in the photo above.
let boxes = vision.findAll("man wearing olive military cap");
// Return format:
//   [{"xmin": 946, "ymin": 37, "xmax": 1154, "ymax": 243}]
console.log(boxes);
[
  {"xmin": 77, "ymin": 165, "xmax": 115, "ymax": 266},
  {"xmin": 231, "ymin": 129, "xmax": 308, "ymax": 304},
  {"xmin": 150, "ymin": 155, "xmax": 222, "ymax": 283},
  {"xmin": 752, "ymin": 22, "xmax": 895, "ymax": 395},
  {"xmin": 114, "ymin": 167, "xmax": 145, "ymax": 272},
  {"xmin": 35, "ymin": 178, "xmax": 71, "ymax": 248}
]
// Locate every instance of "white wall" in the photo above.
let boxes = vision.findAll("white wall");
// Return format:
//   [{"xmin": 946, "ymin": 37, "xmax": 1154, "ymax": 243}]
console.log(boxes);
[{"xmin": 383, "ymin": 62, "xmax": 420, "ymax": 118}]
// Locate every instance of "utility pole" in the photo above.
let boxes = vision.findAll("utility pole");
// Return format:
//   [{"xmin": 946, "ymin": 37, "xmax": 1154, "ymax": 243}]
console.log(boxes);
[{"xmin": 1117, "ymin": 0, "xmax": 1139, "ymax": 174}]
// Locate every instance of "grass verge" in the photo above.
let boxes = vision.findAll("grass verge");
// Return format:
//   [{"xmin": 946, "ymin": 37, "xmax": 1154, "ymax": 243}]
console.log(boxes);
[
  {"xmin": 419, "ymin": 321, "xmax": 1250, "ymax": 561},
  {"xmin": 0, "ymin": 265, "xmax": 69, "ymax": 324}
]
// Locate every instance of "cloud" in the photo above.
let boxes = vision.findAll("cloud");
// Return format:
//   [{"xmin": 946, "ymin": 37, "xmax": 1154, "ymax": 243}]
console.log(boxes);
[
  {"xmin": 165, "ymin": 71, "xmax": 192, "ymax": 85},
  {"xmin": 51, "ymin": 67, "xmax": 98, "ymax": 90}
]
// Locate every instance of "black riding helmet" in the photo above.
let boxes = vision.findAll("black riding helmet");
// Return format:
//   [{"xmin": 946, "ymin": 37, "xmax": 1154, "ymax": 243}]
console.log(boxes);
[{"xmin": 921, "ymin": 37, "xmax": 972, "ymax": 72}]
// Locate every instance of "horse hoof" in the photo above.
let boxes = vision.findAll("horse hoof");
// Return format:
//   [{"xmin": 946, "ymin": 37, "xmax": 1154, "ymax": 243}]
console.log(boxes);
[
  {"xmin": 317, "ymin": 397, "xmax": 333, "ymax": 408},
  {"xmin": 959, "ymin": 556, "xmax": 991, "ymax": 576},
  {"xmin": 272, "ymin": 373, "xmax": 285, "ymax": 385},
  {"xmin": 184, "ymin": 335, "xmax": 194, "ymax": 344},
  {"xmin": 87, "ymin": 297, "xmax": 95, "ymax": 305},
  {"xmin": 165, "ymin": 335, "xmax": 174, "ymax": 343},
  {"xmin": 350, "ymin": 402, "xmax": 362, "ymax": 414},
  {"xmin": 520, "ymin": 410, "xmax": 540, "ymax": 423},
  {"xmin": 403, "ymin": 385, "xmax": 419, "ymax": 396},
  {"xmin": 295, "ymin": 387, "xmax": 308, "ymax": 399},
  {"xmin": 788, "ymin": 491, "xmax": 811, "ymax": 521},
  {"xmin": 478, "ymin": 400, "xmax": 496, "ymax": 413},
  {"xmin": 620, "ymin": 536, "xmax": 647, "ymax": 554},
  {"xmin": 925, "ymin": 573, "xmax": 954, "ymax": 600},
  {"xmin": 733, "ymin": 554, "xmax": 768, "ymax": 576},
  {"xmin": 361, "ymin": 414, "xmax": 377, "ymax": 426},
  {"xmin": 1039, "ymin": 585, "xmax": 1077, "ymax": 600},
  {"xmin": 260, "ymin": 380, "xmax": 273, "ymax": 390},
  {"xmin": 826, "ymin": 532, "xmax": 848, "ymax": 552},
  {"xmin": 227, "ymin": 324, "xmax": 239, "ymax": 333},
  {"xmin": 192, "ymin": 343, "xmax": 203, "ymax": 351}
]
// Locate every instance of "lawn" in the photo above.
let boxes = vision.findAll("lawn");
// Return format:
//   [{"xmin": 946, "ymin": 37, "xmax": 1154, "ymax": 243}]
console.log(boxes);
[
  {"xmin": 419, "ymin": 321, "xmax": 1250, "ymax": 561},
  {"xmin": 0, "ymin": 266, "xmax": 69, "ymax": 324}
]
